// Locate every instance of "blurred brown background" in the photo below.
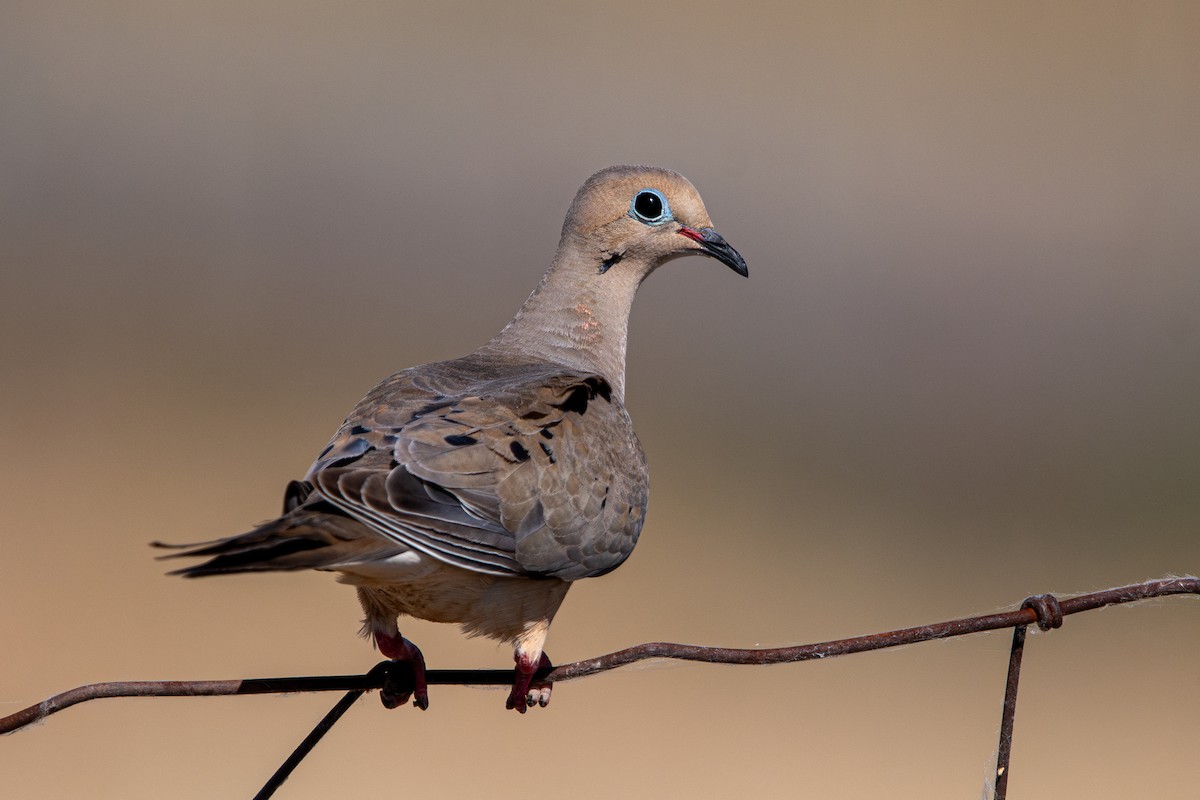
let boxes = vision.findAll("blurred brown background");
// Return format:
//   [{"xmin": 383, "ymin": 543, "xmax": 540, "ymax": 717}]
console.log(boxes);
[{"xmin": 2, "ymin": 2, "xmax": 1198, "ymax": 797}]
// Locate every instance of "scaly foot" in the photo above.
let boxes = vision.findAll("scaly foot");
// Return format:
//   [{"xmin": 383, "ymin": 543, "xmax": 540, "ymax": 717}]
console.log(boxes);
[
  {"xmin": 374, "ymin": 631, "xmax": 429, "ymax": 710},
  {"xmin": 507, "ymin": 652, "xmax": 553, "ymax": 713}
]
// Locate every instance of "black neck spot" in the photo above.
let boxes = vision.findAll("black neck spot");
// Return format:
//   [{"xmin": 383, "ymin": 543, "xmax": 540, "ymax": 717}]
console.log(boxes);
[{"xmin": 599, "ymin": 251, "xmax": 623, "ymax": 274}]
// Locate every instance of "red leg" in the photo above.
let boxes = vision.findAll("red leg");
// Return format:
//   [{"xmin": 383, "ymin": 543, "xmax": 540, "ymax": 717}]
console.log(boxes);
[
  {"xmin": 374, "ymin": 631, "xmax": 429, "ymax": 710},
  {"xmin": 506, "ymin": 652, "xmax": 553, "ymax": 713}
]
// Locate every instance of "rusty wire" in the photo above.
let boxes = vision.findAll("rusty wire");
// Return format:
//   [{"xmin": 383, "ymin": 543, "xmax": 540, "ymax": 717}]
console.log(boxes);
[{"xmin": 2, "ymin": 576, "xmax": 1197, "ymax": 798}]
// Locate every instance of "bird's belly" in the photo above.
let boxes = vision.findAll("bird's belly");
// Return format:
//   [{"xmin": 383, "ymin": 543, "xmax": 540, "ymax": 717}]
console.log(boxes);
[{"xmin": 337, "ymin": 552, "xmax": 570, "ymax": 643}]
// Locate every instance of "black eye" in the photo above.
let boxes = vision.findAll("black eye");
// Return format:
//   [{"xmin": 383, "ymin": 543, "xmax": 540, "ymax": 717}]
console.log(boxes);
[
  {"xmin": 629, "ymin": 188, "xmax": 670, "ymax": 224},
  {"xmin": 634, "ymin": 191, "xmax": 662, "ymax": 219}
]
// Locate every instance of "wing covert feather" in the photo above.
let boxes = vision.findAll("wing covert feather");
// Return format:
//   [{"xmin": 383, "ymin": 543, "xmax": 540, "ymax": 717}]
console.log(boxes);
[{"xmin": 307, "ymin": 360, "xmax": 647, "ymax": 580}]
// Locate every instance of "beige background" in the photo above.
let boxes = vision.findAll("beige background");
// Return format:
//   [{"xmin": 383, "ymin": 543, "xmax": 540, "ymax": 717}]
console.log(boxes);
[{"xmin": 2, "ymin": 2, "xmax": 1198, "ymax": 797}]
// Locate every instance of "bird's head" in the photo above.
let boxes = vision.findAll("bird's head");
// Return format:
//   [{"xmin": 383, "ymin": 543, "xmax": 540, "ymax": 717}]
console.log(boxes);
[{"xmin": 560, "ymin": 165, "xmax": 748, "ymax": 279}]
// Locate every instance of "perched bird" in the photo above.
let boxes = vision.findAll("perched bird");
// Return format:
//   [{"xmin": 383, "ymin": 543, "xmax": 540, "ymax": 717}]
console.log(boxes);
[{"xmin": 158, "ymin": 165, "xmax": 747, "ymax": 712}]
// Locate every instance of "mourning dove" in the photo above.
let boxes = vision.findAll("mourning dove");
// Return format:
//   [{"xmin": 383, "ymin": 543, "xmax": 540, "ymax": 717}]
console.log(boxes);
[{"xmin": 158, "ymin": 165, "xmax": 747, "ymax": 712}]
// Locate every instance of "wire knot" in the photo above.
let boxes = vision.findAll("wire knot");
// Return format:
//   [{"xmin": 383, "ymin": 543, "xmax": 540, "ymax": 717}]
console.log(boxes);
[{"xmin": 1020, "ymin": 593, "xmax": 1064, "ymax": 631}]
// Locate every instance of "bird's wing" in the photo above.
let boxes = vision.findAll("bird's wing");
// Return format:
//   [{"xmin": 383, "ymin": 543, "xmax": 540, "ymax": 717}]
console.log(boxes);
[{"xmin": 309, "ymin": 369, "xmax": 647, "ymax": 580}]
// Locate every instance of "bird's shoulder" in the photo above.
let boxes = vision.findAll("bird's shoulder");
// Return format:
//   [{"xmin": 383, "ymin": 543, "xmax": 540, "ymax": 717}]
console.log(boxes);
[{"xmin": 308, "ymin": 355, "xmax": 631, "ymax": 469}]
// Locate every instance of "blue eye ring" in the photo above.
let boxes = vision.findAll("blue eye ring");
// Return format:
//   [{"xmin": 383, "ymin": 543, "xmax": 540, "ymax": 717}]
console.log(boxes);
[{"xmin": 629, "ymin": 188, "xmax": 672, "ymax": 225}]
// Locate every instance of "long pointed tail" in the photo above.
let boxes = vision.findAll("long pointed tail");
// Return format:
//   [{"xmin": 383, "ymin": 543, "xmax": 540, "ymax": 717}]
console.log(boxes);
[{"xmin": 152, "ymin": 481, "xmax": 365, "ymax": 577}]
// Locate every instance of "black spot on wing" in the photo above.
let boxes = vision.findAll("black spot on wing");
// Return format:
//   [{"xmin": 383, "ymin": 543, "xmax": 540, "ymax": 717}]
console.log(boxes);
[
  {"xmin": 510, "ymin": 441, "xmax": 531, "ymax": 462},
  {"xmin": 349, "ymin": 424, "xmax": 370, "ymax": 435},
  {"xmin": 553, "ymin": 376, "xmax": 613, "ymax": 415},
  {"xmin": 539, "ymin": 441, "xmax": 556, "ymax": 464},
  {"xmin": 539, "ymin": 428, "xmax": 554, "ymax": 439},
  {"xmin": 413, "ymin": 400, "xmax": 456, "ymax": 418},
  {"xmin": 587, "ymin": 376, "xmax": 613, "ymax": 402},
  {"xmin": 444, "ymin": 434, "xmax": 478, "ymax": 446},
  {"xmin": 557, "ymin": 387, "xmax": 589, "ymax": 415},
  {"xmin": 318, "ymin": 436, "xmax": 375, "ymax": 470},
  {"xmin": 329, "ymin": 446, "xmax": 375, "ymax": 469}
]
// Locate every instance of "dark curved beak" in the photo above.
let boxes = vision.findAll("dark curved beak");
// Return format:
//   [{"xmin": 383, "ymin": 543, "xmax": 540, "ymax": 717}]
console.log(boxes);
[{"xmin": 680, "ymin": 226, "xmax": 749, "ymax": 277}]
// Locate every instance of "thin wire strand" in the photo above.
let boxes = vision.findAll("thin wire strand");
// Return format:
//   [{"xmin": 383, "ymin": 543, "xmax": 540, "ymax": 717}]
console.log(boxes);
[
  {"xmin": 993, "ymin": 624, "xmax": 1027, "ymax": 800},
  {"xmin": 3, "ymin": 576, "xmax": 1195, "ymax": 737},
  {"xmin": 253, "ymin": 687, "xmax": 366, "ymax": 800}
]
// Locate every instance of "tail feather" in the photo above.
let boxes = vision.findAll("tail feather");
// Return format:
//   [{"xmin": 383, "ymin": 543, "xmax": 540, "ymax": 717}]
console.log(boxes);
[
  {"xmin": 164, "ymin": 536, "xmax": 334, "ymax": 577},
  {"xmin": 153, "ymin": 493, "xmax": 390, "ymax": 577},
  {"xmin": 152, "ymin": 526, "xmax": 281, "ymax": 560}
]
